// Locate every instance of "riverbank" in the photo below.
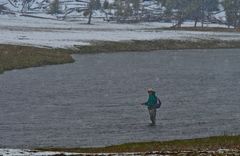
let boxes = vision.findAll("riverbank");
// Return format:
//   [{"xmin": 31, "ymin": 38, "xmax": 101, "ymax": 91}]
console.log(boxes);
[
  {"xmin": 161, "ymin": 26, "xmax": 240, "ymax": 32},
  {"xmin": 1, "ymin": 39, "xmax": 240, "ymax": 74},
  {"xmin": 0, "ymin": 44, "xmax": 74, "ymax": 74},
  {"xmin": 75, "ymin": 39, "xmax": 240, "ymax": 53},
  {"xmin": 36, "ymin": 135, "xmax": 240, "ymax": 154}
]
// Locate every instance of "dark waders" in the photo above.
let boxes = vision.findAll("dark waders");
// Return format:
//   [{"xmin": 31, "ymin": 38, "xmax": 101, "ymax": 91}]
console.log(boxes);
[{"xmin": 148, "ymin": 108, "xmax": 156, "ymax": 125}]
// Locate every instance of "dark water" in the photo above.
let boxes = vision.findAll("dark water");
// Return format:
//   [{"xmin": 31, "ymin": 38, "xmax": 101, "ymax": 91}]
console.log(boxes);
[{"xmin": 0, "ymin": 49, "xmax": 240, "ymax": 148}]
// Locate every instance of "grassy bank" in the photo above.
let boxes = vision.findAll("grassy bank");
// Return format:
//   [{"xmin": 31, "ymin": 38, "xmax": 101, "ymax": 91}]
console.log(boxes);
[
  {"xmin": 37, "ymin": 135, "xmax": 240, "ymax": 153},
  {"xmin": 75, "ymin": 39, "xmax": 240, "ymax": 54},
  {"xmin": 162, "ymin": 27, "xmax": 240, "ymax": 32},
  {"xmin": 1, "ymin": 39, "xmax": 240, "ymax": 74},
  {"xmin": 0, "ymin": 44, "xmax": 74, "ymax": 74}
]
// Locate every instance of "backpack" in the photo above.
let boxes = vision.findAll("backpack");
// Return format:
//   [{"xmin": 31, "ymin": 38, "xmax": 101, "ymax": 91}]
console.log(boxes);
[{"xmin": 155, "ymin": 97, "xmax": 162, "ymax": 109}]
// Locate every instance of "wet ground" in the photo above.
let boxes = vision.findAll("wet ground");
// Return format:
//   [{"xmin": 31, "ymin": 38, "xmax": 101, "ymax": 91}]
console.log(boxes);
[{"xmin": 0, "ymin": 49, "xmax": 240, "ymax": 148}]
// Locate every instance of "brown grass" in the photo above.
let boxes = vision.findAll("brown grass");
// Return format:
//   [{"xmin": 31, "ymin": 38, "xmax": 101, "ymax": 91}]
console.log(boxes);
[
  {"xmin": 161, "ymin": 27, "xmax": 240, "ymax": 32},
  {"xmin": 0, "ymin": 44, "xmax": 74, "ymax": 74},
  {"xmin": 1, "ymin": 39, "xmax": 240, "ymax": 74},
  {"xmin": 36, "ymin": 135, "xmax": 240, "ymax": 153},
  {"xmin": 75, "ymin": 39, "xmax": 240, "ymax": 54}
]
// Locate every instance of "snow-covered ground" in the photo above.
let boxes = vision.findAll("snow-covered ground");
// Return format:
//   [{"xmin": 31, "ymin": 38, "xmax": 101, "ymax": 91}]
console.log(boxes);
[
  {"xmin": 0, "ymin": 15, "xmax": 240, "ymax": 48},
  {"xmin": 0, "ymin": 149, "xmax": 143, "ymax": 156},
  {"xmin": 0, "ymin": 149, "xmax": 78, "ymax": 156},
  {"xmin": 0, "ymin": 149, "xmax": 153, "ymax": 156}
]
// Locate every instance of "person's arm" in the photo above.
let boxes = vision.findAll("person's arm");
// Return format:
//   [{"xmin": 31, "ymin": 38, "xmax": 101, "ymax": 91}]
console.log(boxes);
[
  {"xmin": 142, "ymin": 96, "xmax": 151, "ymax": 106},
  {"xmin": 141, "ymin": 101, "xmax": 148, "ymax": 105}
]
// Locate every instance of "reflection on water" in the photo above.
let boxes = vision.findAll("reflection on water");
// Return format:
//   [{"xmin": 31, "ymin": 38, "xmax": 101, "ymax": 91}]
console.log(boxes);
[{"xmin": 0, "ymin": 49, "xmax": 240, "ymax": 148}]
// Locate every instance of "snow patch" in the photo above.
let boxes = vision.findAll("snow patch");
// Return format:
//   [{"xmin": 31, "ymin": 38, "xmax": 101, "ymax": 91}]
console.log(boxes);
[
  {"xmin": 0, "ymin": 149, "xmax": 78, "ymax": 156},
  {"xmin": 0, "ymin": 16, "xmax": 240, "ymax": 48}
]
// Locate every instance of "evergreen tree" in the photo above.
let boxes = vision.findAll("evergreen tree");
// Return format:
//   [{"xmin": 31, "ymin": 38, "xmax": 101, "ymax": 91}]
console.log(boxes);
[
  {"xmin": 156, "ymin": 0, "xmax": 167, "ymax": 6},
  {"xmin": 223, "ymin": 0, "xmax": 240, "ymax": 28},
  {"xmin": 103, "ymin": 0, "xmax": 109, "ymax": 10},
  {"xmin": 201, "ymin": 0, "xmax": 219, "ymax": 27},
  {"xmin": 163, "ymin": 0, "xmax": 189, "ymax": 27},
  {"xmin": 115, "ymin": 0, "xmax": 124, "ymax": 19},
  {"xmin": 48, "ymin": 0, "xmax": 60, "ymax": 14},
  {"xmin": 124, "ymin": 0, "xmax": 133, "ymax": 17},
  {"xmin": 162, "ymin": 0, "xmax": 219, "ymax": 27},
  {"xmin": 95, "ymin": 0, "xmax": 101, "ymax": 10},
  {"xmin": 131, "ymin": 0, "xmax": 140, "ymax": 14},
  {"xmin": 188, "ymin": 0, "xmax": 202, "ymax": 27}
]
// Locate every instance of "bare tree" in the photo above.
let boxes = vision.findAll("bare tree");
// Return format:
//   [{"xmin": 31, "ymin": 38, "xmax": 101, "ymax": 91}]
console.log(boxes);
[{"xmin": 7, "ymin": 0, "xmax": 46, "ymax": 13}]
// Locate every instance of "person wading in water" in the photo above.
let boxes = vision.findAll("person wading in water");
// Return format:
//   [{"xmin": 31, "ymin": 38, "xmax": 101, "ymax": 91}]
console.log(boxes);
[{"xmin": 142, "ymin": 88, "xmax": 161, "ymax": 126}]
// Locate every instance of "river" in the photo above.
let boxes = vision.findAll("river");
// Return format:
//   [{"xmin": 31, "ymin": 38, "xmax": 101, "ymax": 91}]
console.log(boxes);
[{"xmin": 0, "ymin": 49, "xmax": 240, "ymax": 148}]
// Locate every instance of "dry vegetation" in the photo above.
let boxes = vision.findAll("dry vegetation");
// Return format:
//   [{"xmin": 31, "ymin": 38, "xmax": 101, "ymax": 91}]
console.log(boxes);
[
  {"xmin": 1, "ymin": 39, "xmax": 240, "ymax": 74},
  {"xmin": 0, "ymin": 44, "xmax": 74, "ymax": 74},
  {"xmin": 75, "ymin": 39, "xmax": 240, "ymax": 54},
  {"xmin": 36, "ymin": 135, "xmax": 240, "ymax": 154},
  {"xmin": 162, "ymin": 27, "xmax": 240, "ymax": 32}
]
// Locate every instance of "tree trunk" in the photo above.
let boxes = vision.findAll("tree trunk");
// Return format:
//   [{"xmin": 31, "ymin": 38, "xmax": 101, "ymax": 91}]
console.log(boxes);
[
  {"xmin": 201, "ymin": 0, "xmax": 204, "ymax": 28},
  {"xmin": 194, "ymin": 18, "xmax": 198, "ymax": 27},
  {"xmin": 87, "ymin": 11, "xmax": 92, "ymax": 24},
  {"xmin": 177, "ymin": 17, "xmax": 183, "ymax": 28},
  {"xmin": 177, "ymin": 20, "xmax": 182, "ymax": 27}
]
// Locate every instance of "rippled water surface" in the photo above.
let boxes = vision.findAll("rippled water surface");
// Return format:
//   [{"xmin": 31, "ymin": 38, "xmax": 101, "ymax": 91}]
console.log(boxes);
[{"xmin": 0, "ymin": 49, "xmax": 240, "ymax": 148}]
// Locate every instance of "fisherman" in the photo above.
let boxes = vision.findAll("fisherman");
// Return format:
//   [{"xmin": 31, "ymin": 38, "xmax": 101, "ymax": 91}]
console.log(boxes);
[{"xmin": 142, "ymin": 88, "xmax": 158, "ymax": 126}]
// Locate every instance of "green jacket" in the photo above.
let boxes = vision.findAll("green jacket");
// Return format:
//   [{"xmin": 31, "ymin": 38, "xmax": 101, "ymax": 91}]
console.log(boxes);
[{"xmin": 145, "ymin": 92, "xmax": 157, "ymax": 109}]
